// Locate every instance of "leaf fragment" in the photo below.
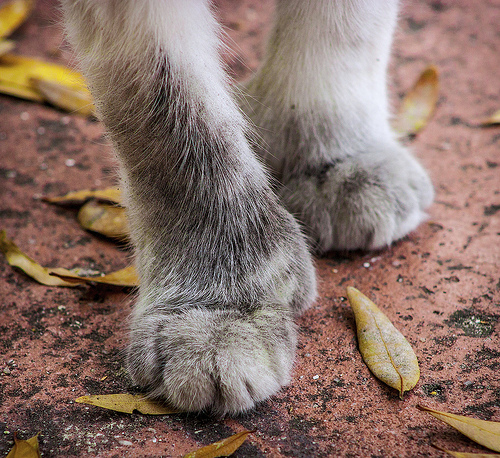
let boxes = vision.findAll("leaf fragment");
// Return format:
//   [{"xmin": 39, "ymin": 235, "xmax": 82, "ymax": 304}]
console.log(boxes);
[
  {"xmin": 183, "ymin": 430, "xmax": 255, "ymax": 458},
  {"xmin": 479, "ymin": 110, "xmax": 500, "ymax": 126},
  {"xmin": 31, "ymin": 77, "xmax": 95, "ymax": 116},
  {"xmin": 0, "ymin": 53, "xmax": 94, "ymax": 115},
  {"xmin": 43, "ymin": 187, "xmax": 122, "ymax": 205},
  {"xmin": 75, "ymin": 394, "xmax": 178, "ymax": 415},
  {"xmin": 0, "ymin": 230, "xmax": 139, "ymax": 287},
  {"xmin": 346, "ymin": 286, "xmax": 420, "ymax": 398},
  {"xmin": 393, "ymin": 65, "xmax": 439, "ymax": 136},
  {"xmin": 419, "ymin": 405, "xmax": 500, "ymax": 452},
  {"xmin": 77, "ymin": 200, "xmax": 129, "ymax": 240},
  {"xmin": 0, "ymin": 0, "xmax": 34, "ymax": 39},
  {"xmin": 50, "ymin": 265, "xmax": 139, "ymax": 287},
  {"xmin": 6, "ymin": 432, "xmax": 41, "ymax": 458}
]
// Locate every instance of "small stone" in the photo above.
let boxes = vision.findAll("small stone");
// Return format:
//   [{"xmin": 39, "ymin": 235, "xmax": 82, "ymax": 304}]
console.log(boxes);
[
  {"xmin": 3, "ymin": 368, "xmax": 11, "ymax": 375},
  {"xmin": 363, "ymin": 262, "xmax": 370, "ymax": 268},
  {"xmin": 65, "ymin": 159, "xmax": 76, "ymax": 167},
  {"xmin": 312, "ymin": 375, "xmax": 319, "ymax": 380}
]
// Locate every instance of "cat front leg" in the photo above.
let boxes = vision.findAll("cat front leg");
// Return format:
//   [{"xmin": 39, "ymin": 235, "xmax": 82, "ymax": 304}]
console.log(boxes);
[
  {"xmin": 243, "ymin": 0, "xmax": 434, "ymax": 252},
  {"xmin": 62, "ymin": 0, "xmax": 316, "ymax": 415}
]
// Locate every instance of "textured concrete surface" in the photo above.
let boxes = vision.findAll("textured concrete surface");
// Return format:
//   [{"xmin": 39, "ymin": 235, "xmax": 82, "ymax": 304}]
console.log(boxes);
[{"xmin": 0, "ymin": 1, "xmax": 499, "ymax": 457}]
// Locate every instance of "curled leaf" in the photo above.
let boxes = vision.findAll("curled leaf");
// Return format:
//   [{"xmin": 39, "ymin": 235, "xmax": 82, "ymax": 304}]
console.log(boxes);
[
  {"xmin": 0, "ymin": 0, "xmax": 34, "ymax": 39},
  {"xmin": 0, "ymin": 230, "xmax": 139, "ymax": 287},
  {"xmin": 75, "ymin": 394, "xmax": 178, "ymax": 415},
  {"xmin": 77, "ymin": 200, "xmax": 129, "ymax": 240},
  {"xmin": 346, "ymin": 286, "xmax": 420, "ymax": 398},
  {"xmin": 43, "ymin": 187, "xmax": 122, "ymax": 205},
  {"xmin": 419, "ymin": 405, "xmax": 500, "ymax": 453},
  {"xmin": 6, "ymin": 432, "xmax": 41, "ymax": 458},
  {"xmin": 183, "ymin": 430, "xmax": 255, "ymax": 458},
  {"xmin": 393, "ymin": 65, "xmax": 439, "ymax": 136}
]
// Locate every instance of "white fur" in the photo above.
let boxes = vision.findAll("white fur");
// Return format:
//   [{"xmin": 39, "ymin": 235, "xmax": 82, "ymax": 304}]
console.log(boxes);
[{"xmin": 61, "ymin": 0, "xmax": 432, "ymax": 415}]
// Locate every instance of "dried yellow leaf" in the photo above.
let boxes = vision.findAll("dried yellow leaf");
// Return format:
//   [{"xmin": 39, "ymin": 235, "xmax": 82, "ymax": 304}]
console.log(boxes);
[
  {"xmin": 43, "ymin": 187, "xmax": 122, "ymax": 205},
  {"xmin": 31, "ymin": 77, "xmax": 95, "ymax": 116},
  {"xmin": 183, "ymin": 431, "xmax": 255, "ymax": 458},
  {"xmin": 75, "ymin": 394, "xmax": 178, "ymax": 415},
  {"xmin": 0, "ymin": 230, "xmax": 78, "ymax": 286},
  {"xmin": 393, "ymin": 65, "xmax": 439, "ymax": 136},
  {"xmin": 77, "ymin": 200, "xmax": 129, "ymax": 240},
  {"xmin": 419, "ymin": 405, "xmax": 500, "ymax": 453},
  {"xmin": 0, "ymin": 0, "xmax": 34, "ymax": 39},
  {"xmin": 0, "ymin": 230, "xmax": 139, "ymax": 287},
  {"xmin": 50, "ymin": 265, "xmax": 139, "ymax": 287},
  {"xmin": 346, "ymin": 286, "xmax": 420, "ymax": 398},
  {"xmin": 0, "ymin": 53, "xmax": 92, "ymax": 115},
  {"xmin": 5, "ymin": 432, "xmax": 41, "ymax": 458},
  {"xmin": 479, "ymin": 109, "xmax": 500, "ymax": 126},
  {"xmin": 0, "ymin": 78, "xmax": 43, "ymax": 101}
]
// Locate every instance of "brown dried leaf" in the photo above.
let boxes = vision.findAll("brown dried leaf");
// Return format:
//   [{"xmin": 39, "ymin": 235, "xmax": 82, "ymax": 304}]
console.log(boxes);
[
  {"xmin": 0, "ymin": 0, "xmax": 34, "ymax": 39},
  {"xmin": 43, "ymin": 187, "xmax": 122, "ymax": 205},
  {"xmin": 77, "ymin": 200, "xmax": 129, "ymax": 240},
  {"xmin": 393, "ymin": 65, "xmax": 439, "ymax": 136},
  {"xmin": 479, "ymin": 110, "xmax": 500, "ymax": 126},
  {"xmin": 347, "ymin": 286, "xmax": 420, "ymax": 398},
  {"xmin": 419, "ymin": 406, "xmax": 500, "ymax": 453},
  {"xmin": 0, "ymin": 230, "xmax": 139, "ymax": 287},
  {"xmin": 433, "ymin": 443, "xmax": 500, "ymax": 457},
  {"xmin": 5, "ymin": 433, "xmax": 41, "ymax": 458},
  {"xmin": 183, "ymin": 431, "xmax": 255, "ymax": 458},
  {"xmin": 75, "ymin": 394, "xmax": 178, "ymax": 415}
]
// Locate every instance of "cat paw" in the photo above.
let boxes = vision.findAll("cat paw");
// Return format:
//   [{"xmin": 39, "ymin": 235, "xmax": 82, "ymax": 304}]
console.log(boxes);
[
  {"xmin": 126, "ymin": 307, "xmax": 298, "ymax": 416},
  {"xmin": 279, "ymin": 142, "xmax": 434, "ymax": 252}
]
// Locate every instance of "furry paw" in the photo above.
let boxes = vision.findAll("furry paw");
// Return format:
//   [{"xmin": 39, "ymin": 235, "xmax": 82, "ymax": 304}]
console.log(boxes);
[
  {"xmin": 127, "ymin": 307, "xmax": 297, "ymax": 416},
  {"xmin": 279, "ymin": 141, "xmax": 434, "ymax": 252}
]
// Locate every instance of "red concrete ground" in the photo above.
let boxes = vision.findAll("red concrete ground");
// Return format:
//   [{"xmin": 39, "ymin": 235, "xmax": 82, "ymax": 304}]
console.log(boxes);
[{"xmin": 1, "ymin": 1, "xmax": 499, "ymax": 457}]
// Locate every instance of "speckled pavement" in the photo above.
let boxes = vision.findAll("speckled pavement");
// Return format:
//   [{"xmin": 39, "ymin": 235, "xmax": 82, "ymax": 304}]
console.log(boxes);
[{"xmin": 0, "ymin": 1, "xmax": 499, "ymax": 457}]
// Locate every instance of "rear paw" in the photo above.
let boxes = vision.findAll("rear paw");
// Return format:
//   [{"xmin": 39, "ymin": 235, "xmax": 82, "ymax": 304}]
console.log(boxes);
[{"xmin": 280, "ymin": 143, "xmax": 434, "ymax": 252}]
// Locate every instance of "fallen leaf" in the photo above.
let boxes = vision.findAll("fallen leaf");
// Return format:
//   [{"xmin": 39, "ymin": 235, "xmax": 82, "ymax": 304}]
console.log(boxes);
[
  {"xmin": 183, "ymin": 430, "xmax": 255, "ymax": 458},
  {"xmin": 0, "ymin": 39, "xmax": 15, "ymax": 56},
  {"xmin": 50, "ymin": 265, "xmax": 139, "ymax": 287},
  {"xmin": 393, "ymin": 65, "xmax": 439, "ymax": 136},
  {"xmin": 0, "ymin": 53, "xmax": 93, "ymax": 115},
  {"xmin": 31, "ymin": 77, "xmax": 95, "ymax": 116},
  {"xmin": 0, "ymin": 230, "xmax": 79, "ymax": 286},
  {"xmin": 433, "ymin": 443, "xmax": 500, "ymax": 457},
  {"xmin": 479, "ymin": 110, "xmax": 500, "ymax": 126},
  {"xmin": 77, "ymin": 200, "xmax": 129, "ymax": 240},
  {"xmin": 419, "ymin": 405, "xmax": 500, "ymax": 453},
  {"xmin": 75, "ymin": 394, "xmax": 178, "ymax": 415},
  {"xmin": 346, "ymin": 286, "xmax": 420, "ymax": 398},
  {"xmin": 0, "ymin": 230, "xmax": 139, "ymax": 287},
  {"xmin": 0, "ymin": 0, "xmax": 34, "ymax": 39},
  {"xmin": 5, "ymin": 432, "xmax": 41, "ymax": 458},
  {"xmin": 43, "ymin": 187, "xmax": 122, "ymax": 205}
]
